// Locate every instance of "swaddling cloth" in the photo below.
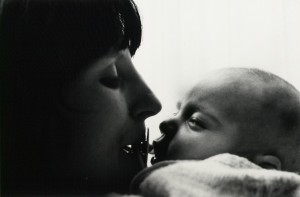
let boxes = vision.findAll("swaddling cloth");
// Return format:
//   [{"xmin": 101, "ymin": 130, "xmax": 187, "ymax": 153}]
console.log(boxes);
[{"xmin": 130, "ymin": 153, "xmax": 300, "ymax": 197}]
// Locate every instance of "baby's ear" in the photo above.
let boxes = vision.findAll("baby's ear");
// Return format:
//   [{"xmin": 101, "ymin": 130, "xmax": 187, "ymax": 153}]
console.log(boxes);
[{"xmin": 252, "ymin": 154, "xmax": 282, "ymax": 170}]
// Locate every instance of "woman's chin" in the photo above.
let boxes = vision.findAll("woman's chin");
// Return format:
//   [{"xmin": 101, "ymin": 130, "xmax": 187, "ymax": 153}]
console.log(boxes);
[{"xmin": 119, "ymin": 147, "xmax": 147, "ymax": 174}]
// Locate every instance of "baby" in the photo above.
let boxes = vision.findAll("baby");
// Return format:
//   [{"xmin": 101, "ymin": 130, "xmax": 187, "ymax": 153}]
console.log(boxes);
[
  {"xmin": 127, "ymin": 68, "xmax": 300, "ymax": 196},
  {"xmin": 151, "ymin": 67, "xmax": 300, "ymax": 172}
]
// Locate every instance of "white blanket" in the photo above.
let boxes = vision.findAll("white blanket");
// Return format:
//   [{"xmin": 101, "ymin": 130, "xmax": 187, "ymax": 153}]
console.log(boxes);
[{"xmin": 129, "ymin": 154, "xmax": 300, "ymax": 197}]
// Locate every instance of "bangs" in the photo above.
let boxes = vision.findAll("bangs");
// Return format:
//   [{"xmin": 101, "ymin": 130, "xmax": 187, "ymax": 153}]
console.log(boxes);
[
  {"xmin": 47, "ymin": 0, "xmax": 142, "ymax": 58},
  {"xmin": 113, "ymin": 0, "xmax": 142, "ymax": 56},
  {"xmin": 0, "ymin": 0, "xmax": 142, "ymax": 74},
  {"xmin": 0, "ymin": 0, "xmax": 143, "ymax": 106},
  {"xmin": 73, "ymin": 0, "xmax": 142, "ymax": 57}
]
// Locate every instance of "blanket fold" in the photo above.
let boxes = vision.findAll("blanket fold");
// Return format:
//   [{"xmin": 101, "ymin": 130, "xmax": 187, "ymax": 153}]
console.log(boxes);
[{"xmin": 130, "ymin": 153, "xmax": 300, "ymax": 197}]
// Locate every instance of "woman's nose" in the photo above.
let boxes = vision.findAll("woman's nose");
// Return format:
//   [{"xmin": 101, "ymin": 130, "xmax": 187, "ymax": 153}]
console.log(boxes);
[
  {"xmin": 134, "ymin": 92, "xmax": 161, "ymax": 120},
  {"xmin": 159, "ymin": 118, "xmax": 178, "ymax": 136},
  {"xmin": 130, "ymin": 81, "xmax": 162, "ymax": 121}
]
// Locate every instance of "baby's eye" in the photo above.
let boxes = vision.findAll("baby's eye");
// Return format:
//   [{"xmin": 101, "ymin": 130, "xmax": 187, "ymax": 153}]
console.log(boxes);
[
  {"xmin": 99, "ymin": 76, "xmax": 121, "ymax": 89},
  {"xmin": 188, "ymin": 117, "xmax": 206, "ymax": 130}
]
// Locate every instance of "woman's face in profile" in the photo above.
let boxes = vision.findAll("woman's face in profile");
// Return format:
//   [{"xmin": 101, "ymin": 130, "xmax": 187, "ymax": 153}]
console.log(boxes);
[{"xmin": 58, "ymin": 49, "xmax": 161, "ymax": 190}]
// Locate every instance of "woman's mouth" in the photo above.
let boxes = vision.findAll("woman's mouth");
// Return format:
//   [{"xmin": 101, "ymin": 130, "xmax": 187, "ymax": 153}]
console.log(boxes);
[{"xmin": 121, "ymin": 129, "xmax": 150, "ymax": 166}]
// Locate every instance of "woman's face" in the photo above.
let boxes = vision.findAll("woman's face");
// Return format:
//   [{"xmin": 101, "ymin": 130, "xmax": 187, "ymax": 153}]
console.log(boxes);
[{"xmin": 58, "ymin": 49, "xmax": 161, "ymax": 191}]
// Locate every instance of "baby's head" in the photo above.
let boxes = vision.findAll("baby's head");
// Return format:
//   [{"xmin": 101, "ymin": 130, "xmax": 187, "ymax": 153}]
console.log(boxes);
[{"xmin": 152, "ymin": 68, "xmax": 300, "ymax": 172}]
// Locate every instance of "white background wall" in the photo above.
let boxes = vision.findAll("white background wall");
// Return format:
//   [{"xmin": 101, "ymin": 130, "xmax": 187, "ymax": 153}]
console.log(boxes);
[{"xmin": 132, "ymin": 0, "xmax": 300, "ymax": 141}]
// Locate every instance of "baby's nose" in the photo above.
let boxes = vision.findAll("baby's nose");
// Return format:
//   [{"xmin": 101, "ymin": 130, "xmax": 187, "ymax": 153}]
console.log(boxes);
[{"xmin": 159, "ymin": 119, "xmax": 178, "ymax": 136}]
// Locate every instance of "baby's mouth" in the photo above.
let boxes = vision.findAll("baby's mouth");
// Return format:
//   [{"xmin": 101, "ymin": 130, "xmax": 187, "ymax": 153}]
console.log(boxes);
[
  {"xmin": 121, "ymin": 129, "xmax": 150, "ymax": 166},
  {"xmin": 150, "ymin": 133, "xmax": 173, "ymax": 164}
]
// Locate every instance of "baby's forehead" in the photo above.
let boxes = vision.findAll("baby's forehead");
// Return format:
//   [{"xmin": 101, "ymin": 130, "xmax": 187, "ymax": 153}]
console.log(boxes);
[
  {"xmin": 194, "ymin": 71, "xmax": 264, "ymax": 90},
  {"xmin": 185, "ymin": 77, "xmax": 283, "ymax": 121},
  {"xmin": 187, "ymin": 76, "xmax": 261, "ymax": 104},
  {"xmin": 185, "ymin": 69, "xmax": 299, "ymax": 118}
]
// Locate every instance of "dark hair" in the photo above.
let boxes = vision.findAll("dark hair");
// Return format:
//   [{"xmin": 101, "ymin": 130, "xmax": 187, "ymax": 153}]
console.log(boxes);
[
  {"xmin": 0, "ymin": 0, "xmax": 142, "ymax": 115},
  {"xmin": 0, "ymin": 0, "xmax": 142, "ymax": 194},
  {"xmin": 0, "ymin": 0, "xmax": 142, "ymax": 86}
]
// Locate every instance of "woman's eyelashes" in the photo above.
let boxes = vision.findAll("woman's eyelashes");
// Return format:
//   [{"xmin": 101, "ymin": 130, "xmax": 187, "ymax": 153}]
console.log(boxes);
[
  {"xmin": 99, "ymin": 64, "xmax": 121, "ymax": 89},
  {"xmin": 99, "ymin": 76, "xmax": 120, "ymax": 89}
]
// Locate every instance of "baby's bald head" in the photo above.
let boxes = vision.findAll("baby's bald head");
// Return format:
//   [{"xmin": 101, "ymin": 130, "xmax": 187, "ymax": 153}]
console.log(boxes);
[{"xmin": 193, "ymin": 68, "xmax": 300, "ymax": 172}]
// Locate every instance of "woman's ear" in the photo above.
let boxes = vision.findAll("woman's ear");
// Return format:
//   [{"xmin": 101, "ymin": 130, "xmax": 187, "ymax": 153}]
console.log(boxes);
[{"xmin": 252, "ymin": 154, "xmax": 282, "ymax": 170}]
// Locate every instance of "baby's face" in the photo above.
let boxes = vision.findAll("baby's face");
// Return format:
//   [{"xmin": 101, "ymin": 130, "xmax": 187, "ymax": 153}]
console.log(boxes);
[{"xmin": 152, "ymin": 73, "xmax": 264, "ymax": 163}]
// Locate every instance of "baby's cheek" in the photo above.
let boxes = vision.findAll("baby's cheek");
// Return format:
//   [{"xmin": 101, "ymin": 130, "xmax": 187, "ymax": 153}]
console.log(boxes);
[{"xmin": 167, "ymin": 137, "xmax": 193, "ymax": 160}]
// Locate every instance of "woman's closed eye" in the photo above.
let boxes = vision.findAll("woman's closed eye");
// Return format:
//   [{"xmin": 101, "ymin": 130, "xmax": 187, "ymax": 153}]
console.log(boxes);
[
  {"xmin": 99, "ymin": 76, "xmax": 121, "ymax": 89},
  {"xmin": 99, "ymin": 64, "xmax": 121, "ymax": 89}
]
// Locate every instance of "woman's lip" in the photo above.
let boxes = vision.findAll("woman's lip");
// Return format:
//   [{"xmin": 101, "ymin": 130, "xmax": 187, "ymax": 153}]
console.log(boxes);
[
  {"xmin": 120, "ymin": 145, "xmax": 148, "ymax": 169},
  {"xmin": 121, "ymin": 126, "xmax": 147, "ymax": 147},
  {"xmin": 121, "ymin": 128, "xmax": 150, "ymax": 165}
]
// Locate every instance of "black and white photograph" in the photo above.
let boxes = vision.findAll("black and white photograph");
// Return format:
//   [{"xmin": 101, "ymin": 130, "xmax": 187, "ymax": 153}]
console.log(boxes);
[{"xmin": 1, "ymin": 0, "xmax": 300, "ymax": 196}]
